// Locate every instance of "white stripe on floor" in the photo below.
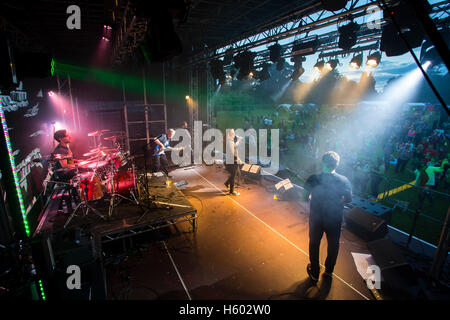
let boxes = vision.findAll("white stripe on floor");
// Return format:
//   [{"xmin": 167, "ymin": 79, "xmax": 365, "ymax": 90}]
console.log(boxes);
[{"xmin": 162, "ymin": 241, "xmax": 192, "ymax": 300}]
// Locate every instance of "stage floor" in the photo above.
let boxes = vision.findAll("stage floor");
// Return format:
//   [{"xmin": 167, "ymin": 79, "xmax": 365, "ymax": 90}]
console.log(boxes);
[{"xmin": 105, "ymin": 164, "xmax": 378, "ymax": 300}]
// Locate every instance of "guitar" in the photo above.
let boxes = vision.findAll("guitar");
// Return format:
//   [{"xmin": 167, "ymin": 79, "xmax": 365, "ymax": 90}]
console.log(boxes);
[{"xmin": 157, "ymin": 146, "xmax": 184, "ymax": 156}]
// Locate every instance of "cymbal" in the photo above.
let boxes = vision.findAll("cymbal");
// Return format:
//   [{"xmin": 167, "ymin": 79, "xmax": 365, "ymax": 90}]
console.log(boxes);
[
  {"xmin": 87, "ymin": 129, "xmax": 110, "ymax": 137},
  {"xmin": 83, "ymin": 151, "xmax": 101, "ymax": 157},
  {"xmin": 103, "ymin": 136, "xmax": 117, "ymax": 140},
  {"xmin": 86, "ymin": 161, "xmax": 108, "ymax": 169}
]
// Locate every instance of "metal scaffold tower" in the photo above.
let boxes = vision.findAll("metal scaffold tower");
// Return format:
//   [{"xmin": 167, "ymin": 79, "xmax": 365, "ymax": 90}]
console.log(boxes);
[{"xmin": 122, "ymin": 71, "xmax": 168, "ymax": 157}]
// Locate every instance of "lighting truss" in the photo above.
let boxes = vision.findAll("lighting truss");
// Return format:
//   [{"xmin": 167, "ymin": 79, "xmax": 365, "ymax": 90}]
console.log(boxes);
[{"xmin": 187, "ymin": 0, "xmax": 449, "ymax": 67}]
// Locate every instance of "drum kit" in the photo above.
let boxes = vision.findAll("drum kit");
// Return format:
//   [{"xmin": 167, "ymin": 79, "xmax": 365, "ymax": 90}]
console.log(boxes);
[{"xmin": 42, "ymin": 129, "xmax": 140, "ymax": 228}]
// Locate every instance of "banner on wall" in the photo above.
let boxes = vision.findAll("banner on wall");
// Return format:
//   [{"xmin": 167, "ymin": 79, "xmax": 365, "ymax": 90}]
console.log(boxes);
[{"xmin": 0, "ymin": 80, "xmax": 54, "ymax": 216}]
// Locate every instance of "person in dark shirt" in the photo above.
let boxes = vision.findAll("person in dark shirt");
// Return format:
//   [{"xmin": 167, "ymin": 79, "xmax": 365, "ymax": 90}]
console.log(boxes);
[
  {"xmin": 52, "ymin": 129, "xmax": 76, "ymax": 180},
  {"xmin": 303, "ymin": 151, "xmax": 352, "ymax": 282},
  {"xmin": 148, "ymin": 129, "xmax": 175, "ymax": 177}
]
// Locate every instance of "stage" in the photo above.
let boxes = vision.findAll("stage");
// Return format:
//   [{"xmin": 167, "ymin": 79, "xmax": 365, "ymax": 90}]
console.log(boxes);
[
  {"xmin": 104, "ymin": 164, "xmax": 380, "ymax": 300},
  {"xmin": 34, "ymin": 174, "xmax": 197, "ymax": 243}
]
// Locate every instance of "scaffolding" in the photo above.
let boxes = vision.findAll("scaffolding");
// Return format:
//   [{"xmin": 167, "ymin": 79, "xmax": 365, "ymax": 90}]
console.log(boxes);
[{"xmin": 122, "ymin": 71, "xmax": 167, "ymax": 157}]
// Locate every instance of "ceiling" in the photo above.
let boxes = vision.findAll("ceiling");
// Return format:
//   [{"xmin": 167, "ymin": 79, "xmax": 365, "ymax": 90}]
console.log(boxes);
[{"xmin": 0, "ymin": 0, "xmax": 325, "ymax": 66}]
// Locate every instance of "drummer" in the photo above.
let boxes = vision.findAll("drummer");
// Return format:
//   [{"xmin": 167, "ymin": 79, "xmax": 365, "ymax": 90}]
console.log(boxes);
[{"xmin": 52, "ymin": 129, "xmax": 77, "ymax": 180}]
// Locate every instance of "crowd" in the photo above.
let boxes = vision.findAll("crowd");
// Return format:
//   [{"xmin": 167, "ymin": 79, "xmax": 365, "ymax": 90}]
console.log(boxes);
[{"xmin": 232, "ymin": 103, "xmax": 449, "ymax": 203}]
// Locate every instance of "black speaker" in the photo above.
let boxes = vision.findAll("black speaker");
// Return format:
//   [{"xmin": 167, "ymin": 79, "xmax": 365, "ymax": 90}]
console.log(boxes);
[
  {"xmin": 32, "ymin": 227, "xmax": 107, "ymax": 300},
  {"xmin": 344, "ymin": 207, "xmax": 388, "ymax": 241},
  {"xmin": 348, "ymin": 197, "xmax": 392, "ymax": 224},
  {"xmin": 368, "ymin": 238, "xmax": 420, "ymax": 297}
]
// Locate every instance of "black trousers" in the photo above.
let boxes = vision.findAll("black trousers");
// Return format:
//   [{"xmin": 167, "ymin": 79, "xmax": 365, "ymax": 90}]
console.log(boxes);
[
  {"xmin": 309, "ymin": 213, "xmax": 342, "ymax": 276},
  {"xmin": 225, "ymin": 164, "xmax": 239, "ymax": 193},
  {"xmin": 151, "ymin": 154, "xmax": 169, "ymax": 176}
]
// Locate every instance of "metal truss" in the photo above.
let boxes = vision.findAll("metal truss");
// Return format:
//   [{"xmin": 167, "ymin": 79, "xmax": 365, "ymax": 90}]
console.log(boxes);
[
  {"xmin": 110, "ymin": 1, "xmax": 149, "ymax": 66},
  {"xmin": 100, "ymin": 214, "xmax": 197, "ymax": 244},
  {"xmin": 187, "ymin": 0, "xmax": 450, "ymax": 67}
]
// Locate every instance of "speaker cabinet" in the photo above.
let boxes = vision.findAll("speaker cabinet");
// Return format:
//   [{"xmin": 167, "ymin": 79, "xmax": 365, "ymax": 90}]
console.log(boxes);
[
  {"xmin": 344, "ymin": 207, "xmax": 388, "ymax": 241},
  {"xmin": 368, "ymin": 238, "xmax": 420, "ymax": 297}
]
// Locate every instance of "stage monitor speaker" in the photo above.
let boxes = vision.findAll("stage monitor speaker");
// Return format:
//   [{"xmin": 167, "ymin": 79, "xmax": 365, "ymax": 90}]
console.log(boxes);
[
  {"xmin": 348, "ymin": 197, "xmax": 392, "ymax": 224},
  {"xmin": 368, "ymin": 238, "xmax": 420, "ymax": 297},
  {"xmin": 344, "ymin": 207, "xmax": 388, "ymax": 241}
]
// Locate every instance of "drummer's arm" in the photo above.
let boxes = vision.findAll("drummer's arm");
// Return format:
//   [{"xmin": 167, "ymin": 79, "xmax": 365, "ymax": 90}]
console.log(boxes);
[{"xmin": 59, "ymin": 159, "xmax": 75, "ymax": 168}]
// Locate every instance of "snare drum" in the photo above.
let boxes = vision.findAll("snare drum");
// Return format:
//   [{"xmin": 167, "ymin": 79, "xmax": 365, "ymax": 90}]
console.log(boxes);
[{"xmin": 76, "ymin": 172, "xmax": 104, "ymax": 201}]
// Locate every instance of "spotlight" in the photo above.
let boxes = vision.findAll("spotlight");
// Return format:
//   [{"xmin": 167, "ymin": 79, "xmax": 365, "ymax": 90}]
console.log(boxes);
[
  {"xmin": 420, "ymin": 40, "xmax": 441, "ymax": 68},
  {"xmin": 104, "ymin": 25, "xmax": 112, "ymax": 30},
  {"xmin": 321, "ymin": 0, "xmax": 348, "ymax": 11},
  {"xmin": 291, "ymin": 63, "xmax": 305, "ymax": 81},
  {"xmin": 276, "ymin": 58, "xmax": 285, "ymax": 71},
  {"xmin": 268, "ymin": 43, "xmax": 283, "ymax": 63},
  {"xmin": 255, "ymin": 63, "xmax": 270, "ymax": 81},
  {"xmin": 366, "ymin": 51, "xmax": 381, "ymax": 68},
  {"xmin": 48, "ymin": 91, "xmax": 55, "ymax": 97},
  {"xmin": 210, "ymin": 59, "xmax": 225, "ymax": 85},
  {"xmin": 325, "ymin": 59, "xmax": 339, "ymax": 71},
  {"xmin": 338, "ymin": 22, "xmax": 359, "ymax": 51},
  {"xmin": 313, "ymin": 60, "xmax": 325, "ymax": 73},
  {"xmin": 185, "ymin": 95, "xmax": 190, "ymax": 100},
  {"xmin": 349, "ymin": 53, "xmax": 363, "ymax": 69},
  {"xmin": 235, "ymin": 51, "xmax": 256, "ymax": 80},
  {"xmin": 223, "ymin": 49, "xmax": 234, "ymax": 66},
  {"xmin": 249, "ymin": 72, "xmax": 254, "ymax": 78},
  {"xmin": 102, "ymin": 36, "xmax": 110, "ymax": 42}
]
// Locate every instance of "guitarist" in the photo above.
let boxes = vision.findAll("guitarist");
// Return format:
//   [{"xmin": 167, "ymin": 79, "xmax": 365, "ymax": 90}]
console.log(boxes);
[{"xmin": 148, "ymin": 129, "xmax": 176, "ymax": 177}]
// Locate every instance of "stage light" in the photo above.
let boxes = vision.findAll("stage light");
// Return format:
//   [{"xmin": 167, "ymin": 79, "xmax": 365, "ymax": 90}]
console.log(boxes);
[
  {"xmin": 249, "ymin": 72, "xmax": 254, "ymax": 77},
  {"xmin": 185, "ymin": 95, "xmax": 190, "ymax": 100},
  {"xmin": 223, "ymin": 49, "xmax": 234, "ymax": 66},
  {"xmin": 338, "ymin": 22, "xmax": 359, "ymax": 51},
  {"xmin": 366, "ymin": 51, "xmax": 381, "ymax": 68},
  {"xmin": 325, "ymin": 59, "xmax": 339, "ymax": 71},
  {"xmin": 102, "ymin": 37, "xmax": 110, "ymax": 42},
  {"xmin": 420, "ymin": 40, "xmax": 441, "ymax": 68},
  {"xmin": 350, "ymin": 53, "xmax": 363, "ymax": 69},
  {"xmin": 104, "ymin": 25, "xmax": 112, "ymax": 30},
  {"xmin": 291, "ymin": 36, "xmax": 320, "ymax": 56},
  {"xmin": 234, "ymin": 50, "xmax": 256, "ymax": 80},
  {"xmin": 254, "ymin": 63, "xmax": 270, "ymax": 81},
  {"xmin": 313, "ymin": 60, "xmax": 325, "ymax": 73},
  {"xmin": 268, "ymin": 43, "xmax": 283, "ymax": 63},
  {"xmin": 321, "ymin": 0, "xmax": 348, "ymax": 11},
  {"xmin": 276, "ymin": 58, "xmax": 285, "ymax": 71},
  {"xmin": 210, "ymin": 59, "xmax": 225, "ymax": 85},
  {"xmin": 48, "ymin": 91, "xmax": 55, "ymax": 97},
  {"xmin": 291, "ymin": 63, "xmax": 305, "ymax": 81}
]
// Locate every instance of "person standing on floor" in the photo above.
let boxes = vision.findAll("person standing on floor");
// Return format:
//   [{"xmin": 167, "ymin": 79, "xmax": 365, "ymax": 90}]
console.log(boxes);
[
  {"xmin": 303, "ymin": 151, "xmax": 352, "ymax": 282},
  {"xmin": 224, "ymin": 129, "xmax": 243, "ymax": 196}
]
